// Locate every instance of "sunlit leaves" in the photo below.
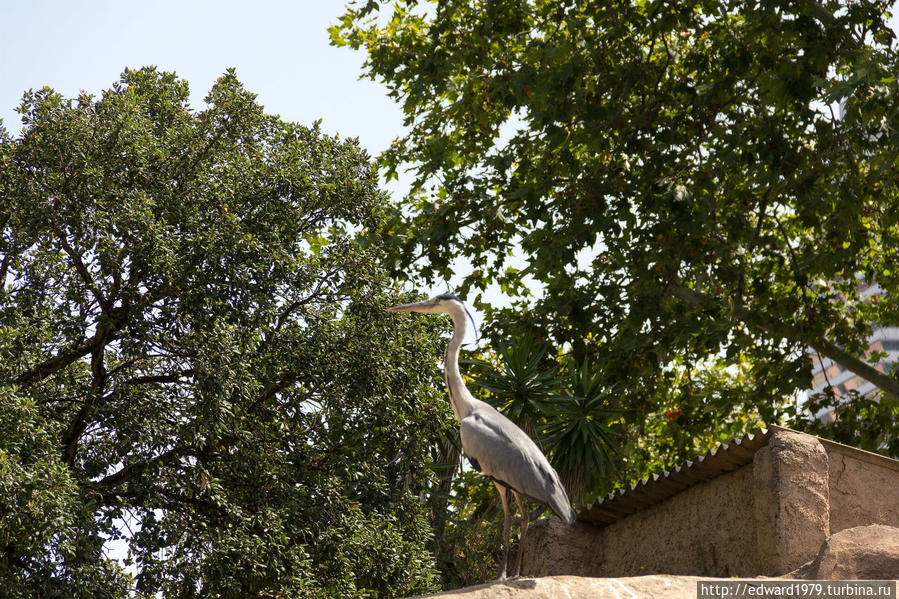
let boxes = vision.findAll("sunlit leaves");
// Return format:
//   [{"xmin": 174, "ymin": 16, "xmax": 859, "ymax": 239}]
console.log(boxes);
[
  {"xmin": 336, "ymin": 0, "xmax": 899, "ymax": 465},
  {"xmin": 466, "ymin": 336, "xmax": 561, "ymax": 436},
  {"xmin": 0, "ymin": 69, "xmax": 447, "ymax": 598},
  {"xmin": 541, "ymin": 358, "xmax": 622, "ymax": 502},
  {"xmin": 799, "ymin": 390, "xmax": 899, "ymax": 455}
]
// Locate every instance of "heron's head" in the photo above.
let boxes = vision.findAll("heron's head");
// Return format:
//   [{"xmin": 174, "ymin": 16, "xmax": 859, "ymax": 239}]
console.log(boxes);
[
  {"xmin": 385, "ymin": 293, "xmax": 463, "ymax": 315},
  {"xmin": 386, "ymin": 293, "xmax": 478, "ymax": 339}
]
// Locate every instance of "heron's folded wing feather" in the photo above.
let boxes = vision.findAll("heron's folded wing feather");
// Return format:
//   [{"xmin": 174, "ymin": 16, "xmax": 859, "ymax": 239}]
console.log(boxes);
[{"xmin": 460, "ymin": 408, "xmax": 575, "ymax": 524}]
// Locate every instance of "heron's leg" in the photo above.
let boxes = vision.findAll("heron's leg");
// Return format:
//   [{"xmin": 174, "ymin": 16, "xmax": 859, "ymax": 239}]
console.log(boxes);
[
  {"xmin": 494, "ymin": 481, "xmax": 511, "ymax": 580},
  {"xmin": 512, "ymin": 490, "xmax": 529, "ymax": 578}
]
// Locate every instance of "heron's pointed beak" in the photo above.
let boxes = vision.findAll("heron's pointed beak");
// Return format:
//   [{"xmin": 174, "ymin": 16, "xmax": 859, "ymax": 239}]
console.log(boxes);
[{"xmin": 385, "ymin": 300, "xmax": 432, "ymax": 313}]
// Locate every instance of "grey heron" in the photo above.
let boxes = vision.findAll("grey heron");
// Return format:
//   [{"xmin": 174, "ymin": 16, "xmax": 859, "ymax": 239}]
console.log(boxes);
[{"xmin": 387, "ymin": 293, "xmax": 576, "ymax": 580}]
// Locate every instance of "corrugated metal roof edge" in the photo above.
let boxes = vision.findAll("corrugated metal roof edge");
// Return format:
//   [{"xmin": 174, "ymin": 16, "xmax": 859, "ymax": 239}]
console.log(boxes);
[
  {"xmin": 577, "ymin": 424, "xmax": 899, "ymax": 525},
  {"xmin": 578, "ymin": 426, "xmax": 771, "ymax": 526}
]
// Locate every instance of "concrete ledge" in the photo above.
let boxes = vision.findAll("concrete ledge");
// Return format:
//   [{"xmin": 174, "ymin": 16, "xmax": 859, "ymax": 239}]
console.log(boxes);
[
  {"xmin": 411, "ymin": 526, "xmax": 899, "ymax": 597},
  {"xmin": 409, "ymin": 575, "xmax": 759, "ymax": 599},
  {"xmin": 409, "ymin": 575, "xmax": 894, "ymax": 599}
]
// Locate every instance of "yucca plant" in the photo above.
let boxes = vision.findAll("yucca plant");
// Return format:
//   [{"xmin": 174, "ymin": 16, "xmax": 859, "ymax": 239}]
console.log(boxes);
[
  {"xmin": 465, "ymin": 337, "xmax": 563, "ymax": 438},
  {"xmin": 542, "ymin": 358, "xmax": 623, "ymax": 504}
]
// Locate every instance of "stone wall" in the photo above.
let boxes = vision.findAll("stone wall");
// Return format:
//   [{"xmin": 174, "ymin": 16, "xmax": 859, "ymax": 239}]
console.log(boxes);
[
  {"xmin": 602, "ymin": 463, "xmax": 756, "ymax": 576},
  {"xmin": 522, "ymin": 428, "xmax": 899, "ymax": 578},
  {"xmin": 752, "ymin": 429, "xmax": 830, "ymax": 574},
  {"xmin": 825, "ymin": 442, "xmax": 899, "ymax": 533},
  {"xmin": 523, "ymin": 465, "xmax": 759, "ymax": 578}
]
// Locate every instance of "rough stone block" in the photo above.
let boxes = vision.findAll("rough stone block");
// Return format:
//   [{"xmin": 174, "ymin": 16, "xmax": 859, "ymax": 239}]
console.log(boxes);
[{"xmin": 753, "ymin": 429, "xmax": 830, "ymax": 574}]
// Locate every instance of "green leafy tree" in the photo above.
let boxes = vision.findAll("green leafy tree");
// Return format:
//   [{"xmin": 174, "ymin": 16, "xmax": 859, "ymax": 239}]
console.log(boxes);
[
  {"xmin": 542, "ymin": 357, "xmax": 621, "ymax": 501},
  {"xmin": 333, "ymin": 0, "xmax": 899, "ymax": 458},
  {"xmin": 433, "ymin": 469, "xmax": 505, "ymax": 589},
  {"xmin": 0, "ymin": 68, "xmax": 450, "ymax": 598},
  {"xmin": 467, "ymin": 340, "xmax": 620, "ymax": 502},
  {"xmin": 798, "ymin": 389, "xmax": 899, "ymax": 454},
  {"xmin": 0, "ymin": 386, "xmax": 131, "ymax": 598}
]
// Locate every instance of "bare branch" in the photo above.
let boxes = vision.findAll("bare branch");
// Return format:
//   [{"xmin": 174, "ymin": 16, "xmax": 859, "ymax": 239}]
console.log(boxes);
[
  {"xmin": 252, "ymin": 370, "xmax": 298, "ymax": 411},
  {"xmin": 50, "ymin": 222, "xmax": 110, "ymax": 312},
  {"xmin": 124, "ymin": 370, "xmax": 195, "ymax": 386},
  {"xmin": 14, "ymin": 329, "xmax": 120, "ymax": 387},
  {"xmin": 0, "ymin": 252, "xmax": 9, "ymax": 290},
  {"xmin": 97, "ymin": 446, "xmax": 189, "ymax": 488}
]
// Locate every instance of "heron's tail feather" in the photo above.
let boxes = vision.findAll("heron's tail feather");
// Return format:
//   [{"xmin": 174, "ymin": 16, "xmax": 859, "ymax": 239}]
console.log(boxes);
[
  {"xmin": 553, "ymin": 499, "xmax": 576, "ymax": 525},
  {"xmin": 546, "ymin": 485, "xmax": 576, "ymax": 525}
]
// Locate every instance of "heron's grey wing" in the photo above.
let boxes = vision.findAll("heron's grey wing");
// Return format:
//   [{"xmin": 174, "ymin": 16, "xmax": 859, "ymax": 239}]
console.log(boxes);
[{"xmin": 460, "ymin": 408, "xmax": 575, "ymax": 524}]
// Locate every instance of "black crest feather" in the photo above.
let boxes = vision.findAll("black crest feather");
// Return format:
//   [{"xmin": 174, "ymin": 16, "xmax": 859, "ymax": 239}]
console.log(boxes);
[{"xmin": 436, "ymin": 293, "xmax": 478, "ymax": 342}]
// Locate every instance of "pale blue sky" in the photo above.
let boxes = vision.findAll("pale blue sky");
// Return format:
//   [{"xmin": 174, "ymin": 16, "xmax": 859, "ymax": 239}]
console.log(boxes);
[
  {"xmin": 0, "ymin": 1, "xmax": 403, "ymax": 185},
  {"xmin": 3, "ymin": 1, "xmax": 897, "ymax": 185}
]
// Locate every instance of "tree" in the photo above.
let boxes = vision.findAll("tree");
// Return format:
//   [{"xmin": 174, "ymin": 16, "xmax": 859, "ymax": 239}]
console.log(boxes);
[
  {"xmin": 0, "ymin": 386, "xmax": 130, "ymax": 599},
  {"xmin": 333, "ymin": 0, "xmax": 899, "ymax": 454},
  {"xmin": 0, "ymin": 68, "xmax": 451, "ymax": 598}
]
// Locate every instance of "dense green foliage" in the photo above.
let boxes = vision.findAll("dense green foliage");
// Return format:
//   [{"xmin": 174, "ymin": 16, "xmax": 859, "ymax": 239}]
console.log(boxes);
[
  {"xmin": 0, "ymin": 386, "xmax": 129, "ymax": 598},
  {"xmin": 465, "ymin": 340, "xmax": 620, "ymax": 501},
  {"xmin": 0, "ymin": 69, "xmax": 451, "ymax": 598},
  {"xmin": 333, "ymin": 0, "xmax": 899, "ymax": 469},
  {"xmin": 431, "ymin": 341, "xmax": 773, "ymax": 588}
]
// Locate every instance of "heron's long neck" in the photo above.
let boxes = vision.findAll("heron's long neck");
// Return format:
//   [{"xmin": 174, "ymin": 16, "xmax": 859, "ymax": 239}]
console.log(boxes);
[{"xmin": 444, "ymin": 308, "xmax": 474, "ymax": 421}]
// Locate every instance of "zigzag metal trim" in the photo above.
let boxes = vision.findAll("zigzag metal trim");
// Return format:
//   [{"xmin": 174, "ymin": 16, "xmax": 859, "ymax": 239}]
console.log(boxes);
[{"xmin": 578, "ymin": 427, "xmax": 771, "ymax": 525}]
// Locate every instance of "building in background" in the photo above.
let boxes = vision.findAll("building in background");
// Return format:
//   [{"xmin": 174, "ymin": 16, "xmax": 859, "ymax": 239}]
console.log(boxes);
[{"xmin": 808, "ymin": 283, "xmax": 899, "ymax": 407}]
